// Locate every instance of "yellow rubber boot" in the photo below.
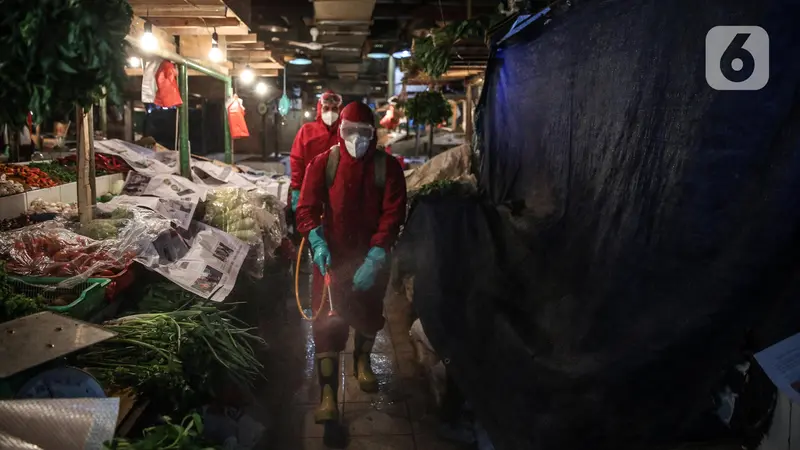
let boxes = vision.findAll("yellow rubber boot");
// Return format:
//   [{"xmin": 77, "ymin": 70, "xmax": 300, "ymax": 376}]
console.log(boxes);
[
  {"xmin": 354, "ymin": 333, "xmax": 378, "ymax": 393},
  {"xmin": 314, "ymin": 354, "xmax": 340, "ymax": 424}
]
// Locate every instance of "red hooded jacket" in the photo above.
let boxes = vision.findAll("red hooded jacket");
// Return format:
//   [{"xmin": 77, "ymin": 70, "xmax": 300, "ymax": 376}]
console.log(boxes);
[
  {"xmin": 296, "ymin": 102, "xmax": 406, "ymax": 337},
  {"xmin": 289, "ymin": 92, "xmax": 341, "ymax": 193}
]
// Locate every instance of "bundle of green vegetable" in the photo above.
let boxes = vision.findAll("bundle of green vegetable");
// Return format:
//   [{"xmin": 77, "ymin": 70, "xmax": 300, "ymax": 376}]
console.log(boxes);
[
  {"xmin": 105, "ymin": 413, "xmax": 219, "ymax": 450},
  {"xmin": 76, "ymin": 306, "xmax": 265, "ymax": 408},
  {"xmin": 203, "ymin": 188, "xmax": 263, "ymax": 242},
  {"xmin": 137, "ymin": 282, "xmax": 203, "ymax": 313},
  {"xmin": 0, "ymin": 261, "xmax": 45, "ymax": 323}
]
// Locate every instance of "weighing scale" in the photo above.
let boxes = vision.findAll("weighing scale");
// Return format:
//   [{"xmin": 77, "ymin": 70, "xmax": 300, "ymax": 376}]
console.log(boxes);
[{"xmin": 0, "ymin": 312, "xmax": 116, "ymax": 399}]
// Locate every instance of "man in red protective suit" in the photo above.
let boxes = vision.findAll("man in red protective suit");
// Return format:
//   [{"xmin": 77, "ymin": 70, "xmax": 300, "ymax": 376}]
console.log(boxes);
[
  {"xmin": 288, "ymin": 91, "xmax": 343, "ymax": 212},
  {"xmin": 296, "ymin": 102, "xmax": 407, "ymax": 425}
]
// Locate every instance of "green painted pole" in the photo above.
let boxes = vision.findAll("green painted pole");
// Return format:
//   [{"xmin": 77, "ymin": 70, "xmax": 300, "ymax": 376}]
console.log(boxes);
[
  {"xmin": 223, "ymin": 79, "xmax": 233, "ymax": 165},
  {"xmin": 178, "ymin": 63, "xmax": 191, "ymax": 178}
]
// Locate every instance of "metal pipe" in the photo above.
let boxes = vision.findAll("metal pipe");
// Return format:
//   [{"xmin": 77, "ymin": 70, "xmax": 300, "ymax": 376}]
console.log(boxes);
[
  {"xmin": 178, "ymin": 63, "xmax": 191, "ymax": 178},
  {"xmin": 315, "ymin": 20, "xmax": 373, "ymax": 26},
  {"xmin": 125, "ymin": 35, "xmax": 230, "ymax": 83},
  {"xmin": 223, "ymin": 79, "xmax": 233, "ymax": 165},
  {"xmin": 387, "ymin": 56, "xmax": 396, "ymax": 97}
]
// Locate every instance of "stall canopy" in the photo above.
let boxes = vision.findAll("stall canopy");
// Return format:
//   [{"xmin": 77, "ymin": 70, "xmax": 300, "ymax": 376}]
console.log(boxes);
[{"xmin": 398, "ymin": 0, "xmax": 800, "ymax": 449}]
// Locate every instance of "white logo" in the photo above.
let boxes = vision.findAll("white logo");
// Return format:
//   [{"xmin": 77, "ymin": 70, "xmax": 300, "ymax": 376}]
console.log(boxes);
[{"xmin": 706, "ymin": 26, "xmax": 769, "ymax": 91}]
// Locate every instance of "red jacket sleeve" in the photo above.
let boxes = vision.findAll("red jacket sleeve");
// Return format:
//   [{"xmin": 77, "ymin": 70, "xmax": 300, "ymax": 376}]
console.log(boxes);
[
  {"xmin": 370, "ymin": 155, "xmax": 407, "ymax": 249},
  {"xmin": 289, "ymin": 126, "xmax": 307, "ymax": 191},
  {"xmin": 296, "ymin": 152, "xmax": 328, "ymax": 234}
]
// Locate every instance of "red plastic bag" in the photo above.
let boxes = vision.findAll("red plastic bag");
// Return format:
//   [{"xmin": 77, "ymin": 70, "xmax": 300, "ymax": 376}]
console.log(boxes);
[
  {"xmin": 227, "ymin": 95, "xmax": 250, "ymax": 139},
  {"xmin": 154, "ymin": 61, "xmax": 183, "ymax": 108}
]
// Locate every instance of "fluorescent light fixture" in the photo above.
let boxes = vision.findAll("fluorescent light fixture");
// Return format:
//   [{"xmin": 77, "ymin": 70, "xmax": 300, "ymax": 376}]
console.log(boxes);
[
  {"xmin": 240, "ymin": 65, "xmax": 255, "ymax": 84},
  {"xmin": 140, "ymin": 21, "xmax": 158, "ymax": 52},
  {"xmin": 255, "ymin": 81, "xmax": 269, "ymax": 96},
  {"xmin": 288, "ymin": 58, "xmax": 313, "ymax": 66},
  {"xmin": 392, "ymin": 49, "xmax": 411, "ymax": 59},
  {"xmin": 127, "ymin": 56, "xmax": 141, "ymax": 68},
  {"xmin": 367, "ymin": 52, "xmax": 391, "ymax": 59},
  {"xmin": 208, "ymin": 31, "xmax": 223, "ymax": 62}
]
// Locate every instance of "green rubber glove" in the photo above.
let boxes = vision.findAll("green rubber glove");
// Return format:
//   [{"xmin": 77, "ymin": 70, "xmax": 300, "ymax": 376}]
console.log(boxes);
[
  {"xmin": 353, "ymin": 247, "xmax": 387, "ymax": 291},
  {"xmin": 308, "ymin": 226, "xmax": 331, "ymax": 276},
  {"xmin": 291, "ymin": 189, "xmax": 300, "ymax": 212}
]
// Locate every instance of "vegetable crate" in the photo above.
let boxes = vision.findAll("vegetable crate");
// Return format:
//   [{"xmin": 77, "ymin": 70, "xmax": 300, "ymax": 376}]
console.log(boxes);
[{"xmin": 8, "ymin": 277, "xmax": 111, "ymax": 320}]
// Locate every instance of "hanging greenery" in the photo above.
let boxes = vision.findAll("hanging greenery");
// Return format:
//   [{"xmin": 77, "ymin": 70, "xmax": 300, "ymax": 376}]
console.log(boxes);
[
  {"xmin": 0, "ymin": 0, "xmax": 133, "ymax": 127},
  {"xmin": 406, "ymin": 90, "xmax": 451, "ymax": 157},
  {"xmin": 401, "ymin": 16, "xmax": 495, "ymax": 79},
  {"xmin": 406, "ymin": 91, "xmax": 450, "ymax": 128}
]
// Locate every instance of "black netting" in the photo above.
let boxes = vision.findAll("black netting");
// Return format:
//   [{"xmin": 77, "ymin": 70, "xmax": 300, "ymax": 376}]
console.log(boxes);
[{"xmin": 397, "ymin": 0, "xmax": 800, "ymax": 449}]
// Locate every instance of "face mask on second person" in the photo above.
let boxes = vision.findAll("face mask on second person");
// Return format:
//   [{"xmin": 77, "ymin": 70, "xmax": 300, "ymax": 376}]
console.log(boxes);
[
  {"xmin": 320, "ymin": 92, "xmax": 342, "ymax": 126},
  {"xmin": 321, "ymin": 111, "xmax": 339, "ymax": 126},
  {"xmin": 340, "ymin": 121, "xmax": 374, "ymax": 158}
]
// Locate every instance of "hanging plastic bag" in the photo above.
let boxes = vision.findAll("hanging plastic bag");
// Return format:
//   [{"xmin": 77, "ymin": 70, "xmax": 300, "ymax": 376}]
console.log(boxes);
[
  {"xmin": 141, "ymin": 59, "xmax": 159, "ymax": 103},
  {"xmin": 154, "ymin": 61, "xmax": 183, "ymax": 108},
  {"xmin": 227, "ymin": 95, "xmax": 250, "ymax": 139}
]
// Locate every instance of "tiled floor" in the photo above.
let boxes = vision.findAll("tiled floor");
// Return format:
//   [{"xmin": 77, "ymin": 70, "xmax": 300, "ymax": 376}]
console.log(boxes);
[{"xmin": 255, "ymin": 282, "xmax": 465, "ymax": 450}]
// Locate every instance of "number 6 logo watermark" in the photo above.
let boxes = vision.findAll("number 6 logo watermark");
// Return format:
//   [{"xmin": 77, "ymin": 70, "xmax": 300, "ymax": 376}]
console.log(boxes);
[{"xmin": 706, "ymin": 26, "xmax": 769, "ymax": 91}]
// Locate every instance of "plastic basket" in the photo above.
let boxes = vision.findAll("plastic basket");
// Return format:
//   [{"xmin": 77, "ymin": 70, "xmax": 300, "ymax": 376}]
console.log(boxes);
[{"xmin": 8, "ymin": 277, "xmax": 111, "ymax": 320}]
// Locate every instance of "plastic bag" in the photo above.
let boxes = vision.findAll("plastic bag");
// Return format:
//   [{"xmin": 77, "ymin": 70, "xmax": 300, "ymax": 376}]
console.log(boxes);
[
  {"xmin": 0, "ymin": 209, "xmax": 172, "ymax": 287},
  {"xmin": 154, "ymin": 61, "xmax": 182, "ymax": 108},
  {"xmin": 227, "ymin": 95, "xmax": 249, "ymax": 139},
  {"xmin": 141, "ymin": 59, "xmax": 159, "ymax": 104},
  {"xmin": 203, "ymin": 188, "xmax": 266, "ymax": 278}
]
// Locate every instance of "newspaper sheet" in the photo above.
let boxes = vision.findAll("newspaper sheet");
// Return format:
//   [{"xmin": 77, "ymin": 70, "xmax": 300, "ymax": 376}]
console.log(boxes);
[
  {"xmin": 755, "ymin": 332, "xmax": 800, "ymax": 404},
  {"xmin": 145, "ymin": 221, "xmax": 248, "ymax": 302},
  {"xmin": 122, "ymin": 171, "xmax": 208, "ymax": 201},
  {"xmin": 98, "ymin": 194, "xmax": 198, "ymax": 230}
]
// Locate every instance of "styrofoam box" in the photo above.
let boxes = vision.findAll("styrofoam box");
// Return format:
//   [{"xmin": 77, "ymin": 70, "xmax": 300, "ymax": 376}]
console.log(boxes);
[{"xmin": 0, "ymin": 173, "xmax": 125, "ymax": 220}]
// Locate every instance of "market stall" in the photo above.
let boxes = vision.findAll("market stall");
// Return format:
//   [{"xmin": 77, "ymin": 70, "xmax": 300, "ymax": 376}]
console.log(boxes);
[{"xmin": 0, "ymin": 1, "xmax": 291, "ymax": 444}]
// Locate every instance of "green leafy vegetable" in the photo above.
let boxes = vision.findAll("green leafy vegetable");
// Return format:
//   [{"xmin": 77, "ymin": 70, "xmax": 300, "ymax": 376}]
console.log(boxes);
[
  {"xmin": 104, "ymin": 413, "xmax": 220, "ymax": 449},
  {"xmin": 0, "ymin": 0, "xmax": 133, "ymax": 127}
]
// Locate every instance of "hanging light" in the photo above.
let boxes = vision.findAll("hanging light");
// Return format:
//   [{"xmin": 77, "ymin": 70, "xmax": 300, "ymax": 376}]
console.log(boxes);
[
  {"xmin": 392, "ymin": 49, "xmax": 411, "ymax": 59},
  {"xmin": 255, "ymin": 81, "xmax": 269, "ymax": 96},
  {"xmin": 127, "ymin": 56, "xmax": 142, "ymax": 68},
  {"xmin": 367, "ymin": 52, "xmax": 391, "ymax": 59},
  {"xmin": 240, "ymin": 64, "xmax": 255, "ymax": 84},
  {"xmin": 288, "ymin": 57, "xmax": 312, "ymax": 66},
  {"xmin": 208, "ymin": 30, "xmax": 223, "ymax": 62},
  {"xmin": 140, "ymin": 21, "xmax": 158, "ymax": 52},
  {"xmin": 304, "ymin": 110, "xmax": 312, "ymax": 118}
]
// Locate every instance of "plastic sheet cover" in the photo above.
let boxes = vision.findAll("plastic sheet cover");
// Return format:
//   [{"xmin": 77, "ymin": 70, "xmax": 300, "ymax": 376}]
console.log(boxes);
[
  {"xmin": 0, "ymin": 398, "xmax": 119, "ymax": 450},
  {"xmin": 398, "ymin": 1, "xmax": 800, "ymax": 449},
  {"xmin": 0, "ymin": 209, "xmax": 172, "ymax": 286}
]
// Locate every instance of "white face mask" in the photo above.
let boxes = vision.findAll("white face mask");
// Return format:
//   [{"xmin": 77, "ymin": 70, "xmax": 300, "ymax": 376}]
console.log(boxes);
[
  {"xmin": 321, "ymin": 111, "xmax": 338, "ymax": 126},
  {"xmin": 344, "ymin": 135, "xmax": 370, "ymax": 158}
]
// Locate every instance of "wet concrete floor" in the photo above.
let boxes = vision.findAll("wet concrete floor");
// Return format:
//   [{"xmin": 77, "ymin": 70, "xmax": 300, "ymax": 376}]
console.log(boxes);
[{"xmin": 254, "ymin": 281, "xmax": 465, "ymax": 450}]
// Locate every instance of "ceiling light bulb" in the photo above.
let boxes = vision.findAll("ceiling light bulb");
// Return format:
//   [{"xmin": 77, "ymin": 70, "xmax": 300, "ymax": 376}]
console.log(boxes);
[
  {"xmin": 208, "ymin": 31, "xmax": 223, "ymax": 62},
  {"xmin": 240, "ymin": 65, "xmax": 255, "ymax": 85},
  {"xmin": 255, "ymin": 81, "xmax": 268, "ymax": 96},
  {"xmin": 128, "ymin": 56, "xmax": 141, "ymax": 68},
  {"xmin": 392, "ymin": 49, "xmax": 412, "ymax": 59},
  {"xmin": 141, "ymin": 22, "xmax": 158, "ymax": 52},
  {"xmin": 304, "ymin": 110, "xmax": 311, "ymax": 118}
]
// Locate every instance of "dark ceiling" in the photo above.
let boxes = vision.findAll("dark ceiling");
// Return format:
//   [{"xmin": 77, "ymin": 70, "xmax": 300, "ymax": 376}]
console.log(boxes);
[{"xmin": 250, "ymin": 0, "xmax": 505, "ymax": 94}]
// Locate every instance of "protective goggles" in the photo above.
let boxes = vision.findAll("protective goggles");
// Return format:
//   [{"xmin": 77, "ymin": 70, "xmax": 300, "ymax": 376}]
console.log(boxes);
[
  {"xmin": 320, "ymin": 92, "xmax": 343, "ymax": 107},
  {"xmin": 340, "ymin": 120, "xmax": 375, "ymax": 140}
]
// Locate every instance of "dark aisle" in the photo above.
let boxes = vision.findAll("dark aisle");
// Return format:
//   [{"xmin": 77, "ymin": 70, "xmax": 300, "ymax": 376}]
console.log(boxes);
[{"xmin": 253, "ymin": 281, "xmax": 465, "ymax": 450}]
